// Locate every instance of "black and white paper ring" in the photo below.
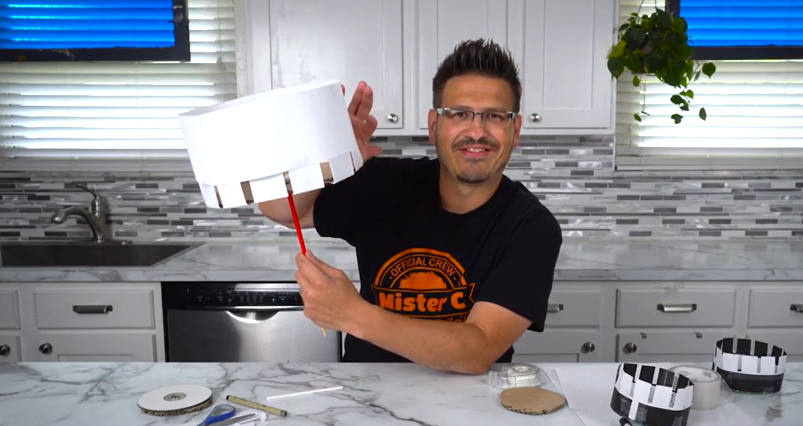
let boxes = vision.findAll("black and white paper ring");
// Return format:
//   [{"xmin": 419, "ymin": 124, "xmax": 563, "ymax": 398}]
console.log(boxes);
[
  {"xmin": 712, "ymin": 337, "xmax": 787, "ymax": 394},
  {"xmin": 610, "ymin": 363, "xmax": 693, "ymax": 426}
]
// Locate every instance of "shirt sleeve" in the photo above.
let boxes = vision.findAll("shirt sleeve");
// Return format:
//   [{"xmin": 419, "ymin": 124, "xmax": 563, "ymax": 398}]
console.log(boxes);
[
  {"xmin": 473, "ymin": 216, "xmax": 563, "ymax": 332},
  {"xmin": 312, "ymin": 156, "xmax": 387, "ymax": 247}
]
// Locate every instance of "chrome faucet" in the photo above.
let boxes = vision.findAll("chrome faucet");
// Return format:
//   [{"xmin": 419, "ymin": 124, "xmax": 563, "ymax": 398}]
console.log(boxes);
[{"xmin": 51, "ymin": 184, "xmax": 111, "ymax": 243}]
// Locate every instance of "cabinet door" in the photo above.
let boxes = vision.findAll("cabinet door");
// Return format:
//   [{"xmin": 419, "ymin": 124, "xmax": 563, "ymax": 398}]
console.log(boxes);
[
  {"xmin": 415, "ymin": 0, "xmax": 508, "ymax": 129},
  {"xmin": 513, "ymin": 330, "xmax": 601, "ymax": 363},
  {"xmin": 508, "ymin": 0, "xmax": 615, "ymax": 131},
  {"xmin": 268, "ymin": 0, "xmax": 404, "ymax": 129},
  {"xmin": 32, "ymin": 333, "xmax": 156, "ymax": 362},
  {"xmin": 0, "ymin": 335, "xmax": 21, "ymax": 362}
]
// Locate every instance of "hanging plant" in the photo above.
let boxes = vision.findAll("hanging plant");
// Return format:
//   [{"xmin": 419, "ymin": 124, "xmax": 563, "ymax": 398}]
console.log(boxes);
[{"xmin": 607, "ymin": 7, "xmax": 716, "ymax": 124}]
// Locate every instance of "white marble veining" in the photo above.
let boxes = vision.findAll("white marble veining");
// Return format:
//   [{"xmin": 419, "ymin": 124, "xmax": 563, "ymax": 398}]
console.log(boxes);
[
  {"xmin": 0, "ymin": 362, "xmax": 800, "ymax": 426},
  {"xmin": 1, "ymin": 239, "xmax": 802, "ymax": 282}
]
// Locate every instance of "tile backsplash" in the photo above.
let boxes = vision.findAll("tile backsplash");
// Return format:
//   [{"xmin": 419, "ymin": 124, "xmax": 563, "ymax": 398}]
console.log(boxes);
[{"xmin": 2, "ymin": 136, "xmax": 802, "ymax": 241}]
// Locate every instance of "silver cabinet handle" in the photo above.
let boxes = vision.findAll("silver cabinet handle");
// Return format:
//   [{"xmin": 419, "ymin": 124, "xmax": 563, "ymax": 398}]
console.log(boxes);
[
  {"xmin": 623, "ymin": 342, "xmax": 637, "ymax": 354},
  {"xmin": 0, "ymin": 344, "xmax": 9, "ymax": 356},
  {"xmin": 528, "ymin": 113, "xmax": 541, "ymax": 122},
  {"xmin": 73, "ymin": 305, "xmax": 113, "ymax": 314},
  {"xmin": 546, "ymin": 303, "xmax": 564, "ymax": 314},
  {"xmin": 791, "ymin": 304, "xmax": 803, "ymax": 313},
  {"xmin": 657, "ymin": 303, "xmax": 697, "ymax": 313},
  {"xmin": 387, "ymin": 113, "xmax": 399, "ymax": 123},
  {"xmin": 39, "ymin": 343, "xmax": 52, "ymax": 355}
]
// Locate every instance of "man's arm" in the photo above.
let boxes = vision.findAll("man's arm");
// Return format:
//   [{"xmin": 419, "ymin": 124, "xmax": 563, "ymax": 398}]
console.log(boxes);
[
  {"xmin": 347, "ymin": 300, "xmax": 530, "ymax": 375},
  {"xmin": 296, "ymin": 218, "xmax": 563, "ymax": 375}
]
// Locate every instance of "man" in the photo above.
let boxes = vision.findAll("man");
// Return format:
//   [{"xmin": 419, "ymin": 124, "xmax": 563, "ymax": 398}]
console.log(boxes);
[{"xmin": 259, "ymin": 39, "xmax": 562, "ymax": 375}]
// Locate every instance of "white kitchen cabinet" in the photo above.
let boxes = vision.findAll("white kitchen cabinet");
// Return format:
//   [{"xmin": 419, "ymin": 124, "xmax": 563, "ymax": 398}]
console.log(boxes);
[
  {"xmin": 513, "ymin": 330, "xmax": 601, "ymax": 363},
  {"xmin": 0, "ymin": 283, "xmax": 165, "ymax": 362},
  {"xmin": 265, "ymin": 0, "xmax": 405, "ymax": 130},
  {"xmin": 413, "ymin": 0, "xmax": 508, "ymax": 130},
  {"xmin": 507, "ymin": 0, "xmax": 616, "ymax": 133},
  {"xmin": 617, "ymin": 331, "xmax": 734, "ymax": 363},
  {"xmin": 236, "ymin": 0, "xmax": 618, "ymax": 136}
]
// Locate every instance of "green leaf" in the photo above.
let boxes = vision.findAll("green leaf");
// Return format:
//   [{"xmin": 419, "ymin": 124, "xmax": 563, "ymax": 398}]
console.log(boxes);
[
  {"xmin": 619, "ymin": 23, "xmax": 630, "ymax": 32},
  {"xmin": 634, "ymin": 113, "xmax": 642, "ymax": 122},
  {"xmin": 607, "ymin": 58, "xmax": 625, "ymax": 78},
  {"xmin": 699, "ymin": 107, "xmax": 707, "ymax": 120},
  {"xmin": 670, "ymin": 94, "xmax": 684, "ymax": 105},
  {"xmin": 680, "ymin": 104, "xmax": 689, "ymax": 111},
  {"xmin": 608, "ymin": 40, "xmax": 626, "ymax": 59},
  {"xmin": 671, "ymin": 113, "xmax": 683, "ymax": 124},
  {"xmin": 625, "ymin": 28, "xmax": 647, "ymax": 48},
  {"xmin": 682, "ymin": 89, "xmax": 694, "ymax": 99},
  {"xmin": 632, "ymin": 75, "xmax": 641, "ymax": 87},
  {"xmin": 702, "ymin": 62, "xmax": 716, "ymax": 77}
]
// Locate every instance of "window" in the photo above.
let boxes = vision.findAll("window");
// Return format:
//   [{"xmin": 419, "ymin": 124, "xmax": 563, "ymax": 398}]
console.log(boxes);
[
  {"xmin": 615, "ymin": 0, "xmax": 803, "ymax": 171},
  {"xmin": 0, "ymin": 0, "xmax": 191, "ymax": 62},
  {"xmin": 667, "ymin": 0, "xmax": 803, "ymax": 60},
  {"xmin": 0, "ymin": 0, "xmax": 236, "ymax": 166}
]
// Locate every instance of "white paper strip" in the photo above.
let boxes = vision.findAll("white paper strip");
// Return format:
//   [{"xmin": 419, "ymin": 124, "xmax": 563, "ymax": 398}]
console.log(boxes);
[
  {"xmin": 741, "ymin": 356, "xmax": 759, "ymax": 374},
  {"xmin": 329, "ymin": 151, "xmax": 356, "ymax": 183},
  {"xmin": 723, "ymin": 352, "xmax": 739, "ymax": 372},
  {"xmin": 350, "ymin": 148, "xmax": 363, "ymax": 170},
  {"xmin": 199, "ymin": 184, "xmax": 220, "ymax": 208},
  {"xmin": 652, "ymin": 386, "xmax": 673, "ymax": 407},
  {"xmin": 216, "ymin": 182, "xmax": 247, "ymax": 208},
  {"xmin": 249, "ymin": 174, "xmax": 288, "ymax": 203},
  {"xmin": 288, "ymin": 164, "xmax": 325, "ymax": 195},
  {"xmin": 759, "ymin": 357, "xmax": 775, "ymax": 375}
]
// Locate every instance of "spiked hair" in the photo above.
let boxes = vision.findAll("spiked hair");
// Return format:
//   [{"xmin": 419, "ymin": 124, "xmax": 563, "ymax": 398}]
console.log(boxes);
[{"xmin": 432, "ymin": 38, "xmax": 522, "ymax": 113}]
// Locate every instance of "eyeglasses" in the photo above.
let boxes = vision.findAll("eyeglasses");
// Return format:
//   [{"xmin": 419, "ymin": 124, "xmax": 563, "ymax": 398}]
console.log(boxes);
[{"xmin": 435, "ymin": 107, "xmax": 516, "ymax": 127}]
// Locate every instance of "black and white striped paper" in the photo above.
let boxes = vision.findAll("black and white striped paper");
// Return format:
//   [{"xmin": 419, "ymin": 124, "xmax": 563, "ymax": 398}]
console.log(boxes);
[
  {"xmin": 713, "ymin": 337, "xmax": 787, "ymax": 394},
  {"xmin": 610, "ymin": 363, "xmax": 694, "ymax": 426}
]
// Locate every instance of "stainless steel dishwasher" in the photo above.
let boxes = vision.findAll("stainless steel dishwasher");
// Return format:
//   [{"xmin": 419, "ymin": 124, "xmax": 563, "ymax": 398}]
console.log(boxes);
[{"xmin": 162, "ymin": 282, "xmax": 340, "ymax": 362}]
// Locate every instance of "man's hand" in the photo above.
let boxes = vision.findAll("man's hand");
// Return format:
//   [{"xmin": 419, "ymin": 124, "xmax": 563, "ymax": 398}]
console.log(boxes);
[
  {"xmin": 343, "ymin": 81, "xmax": 381, "ymax": 161},
  {"xmin": 295, "ymin": 251, "xmax": 364, "ymax": 331}
]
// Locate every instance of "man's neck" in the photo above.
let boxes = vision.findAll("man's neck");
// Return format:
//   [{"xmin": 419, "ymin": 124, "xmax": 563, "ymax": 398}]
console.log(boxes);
[{"xmin": 438, "ymin": 172, "xmax": 503, "ymax": 215}]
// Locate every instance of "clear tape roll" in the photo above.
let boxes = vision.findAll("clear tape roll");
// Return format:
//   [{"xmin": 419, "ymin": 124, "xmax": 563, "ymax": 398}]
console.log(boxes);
[
  {"xmin": 488, "ymin": 364, "xmax": 543, "ymax": 389},
  {"xmin": 669, "ymin": 365, "xmax": 724, "ymax": 410}
]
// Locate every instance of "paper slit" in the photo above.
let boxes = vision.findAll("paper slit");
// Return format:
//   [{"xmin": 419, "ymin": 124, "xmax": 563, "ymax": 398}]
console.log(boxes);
[
  {"xmin": 350, "ymin": 148, "xmax": 363, "ymax": 169},
  {"xmin": 199, "ymin": 184, "xmax": 221, "ymax": 208}
]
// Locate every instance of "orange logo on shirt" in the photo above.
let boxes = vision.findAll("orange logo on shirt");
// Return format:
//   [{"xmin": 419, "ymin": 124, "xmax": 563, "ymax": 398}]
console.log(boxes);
[{"xmin": 372, "ymin": 248, "xmax": 476, "ymax": 322}]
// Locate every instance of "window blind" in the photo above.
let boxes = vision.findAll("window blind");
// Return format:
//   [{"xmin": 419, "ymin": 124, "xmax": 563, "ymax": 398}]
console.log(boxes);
[
  {"xmin": 615, "ymin": 0, "xmax": 803, "ymax": 171},
  {"xmin": 0, "ymin": 0, "xmax": 236, "ymax": 161}
]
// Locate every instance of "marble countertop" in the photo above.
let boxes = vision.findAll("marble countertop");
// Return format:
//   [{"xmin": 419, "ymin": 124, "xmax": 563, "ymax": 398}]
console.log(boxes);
[
  {"xmin": 1, "ymin": 239, "xmax": 802, "ymax": 282},
  {"xmin": 1, "ymin": 361, "xmax": 800, "ymax": 426}
]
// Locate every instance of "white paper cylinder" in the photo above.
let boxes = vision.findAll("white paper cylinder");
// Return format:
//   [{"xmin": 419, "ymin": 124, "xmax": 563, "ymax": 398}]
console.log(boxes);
[{"xmin": 178, "ymin": 79, "xmax": 363, "ymax": 209}]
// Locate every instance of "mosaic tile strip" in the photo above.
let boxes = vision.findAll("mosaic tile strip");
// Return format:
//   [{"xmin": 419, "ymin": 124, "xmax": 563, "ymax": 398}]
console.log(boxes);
[{"xmin": 1, "ymin": 136, "xmax": 802, "ymax": 241}]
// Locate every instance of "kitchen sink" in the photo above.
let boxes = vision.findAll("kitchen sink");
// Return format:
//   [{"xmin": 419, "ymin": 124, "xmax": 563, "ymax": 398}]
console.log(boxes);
[{"xmin": 0, "ymin": 241, "xmax": 202, "ymax": 267}]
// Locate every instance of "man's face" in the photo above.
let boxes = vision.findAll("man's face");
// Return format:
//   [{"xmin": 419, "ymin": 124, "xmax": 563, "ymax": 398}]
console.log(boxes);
[{"xmin": 428, "ymin": 74, "xmax": 521, "ymax": 185}]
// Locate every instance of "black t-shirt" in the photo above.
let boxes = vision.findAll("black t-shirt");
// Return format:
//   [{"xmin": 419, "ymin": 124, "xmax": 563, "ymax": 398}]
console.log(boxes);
[{"xmin": 313, "ymin": 156, "xmax": 562, "ymax": 363}]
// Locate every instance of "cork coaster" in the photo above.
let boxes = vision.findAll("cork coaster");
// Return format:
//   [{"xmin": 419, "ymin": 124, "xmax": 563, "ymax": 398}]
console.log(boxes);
[{"xmin": 499, "ymin": 387, "xmax": 566, "ymax": 415}]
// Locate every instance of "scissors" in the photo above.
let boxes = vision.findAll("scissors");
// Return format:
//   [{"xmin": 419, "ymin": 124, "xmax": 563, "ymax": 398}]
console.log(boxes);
[{"xmin": 197, "ymin": 403, "xmax": 236, "ymax": 426}]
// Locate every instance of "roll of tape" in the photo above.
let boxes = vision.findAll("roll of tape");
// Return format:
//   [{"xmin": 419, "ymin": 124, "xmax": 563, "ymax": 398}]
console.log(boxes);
[{"xmin": 669, "ymin": 366, "xmax": 721, "ymax": 410}]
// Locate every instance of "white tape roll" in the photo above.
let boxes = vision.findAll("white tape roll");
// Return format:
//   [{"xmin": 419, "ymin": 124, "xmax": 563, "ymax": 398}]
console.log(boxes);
[{"xmin": 670, "ymin": 366, "xmax": 721, "ymax": 410}]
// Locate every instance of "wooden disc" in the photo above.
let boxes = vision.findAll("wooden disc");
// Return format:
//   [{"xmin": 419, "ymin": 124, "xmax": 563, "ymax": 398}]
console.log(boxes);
[{"xmin": 499, "ymin": 387, "xmax": 566, "ymax": 415}]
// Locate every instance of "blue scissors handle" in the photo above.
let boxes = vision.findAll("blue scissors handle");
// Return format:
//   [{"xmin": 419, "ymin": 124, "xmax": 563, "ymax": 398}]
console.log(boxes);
[{"xmin": 200, "ymin": 403, "xmax": 235, "ymax": 426}]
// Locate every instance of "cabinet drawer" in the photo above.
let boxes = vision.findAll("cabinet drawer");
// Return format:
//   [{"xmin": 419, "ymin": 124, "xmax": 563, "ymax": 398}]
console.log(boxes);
[
  {"xmin": 0, "ymin": 290, "xmax": 20, "ymax": 329},
  {"xmin": 34, "ymin": 289, "xmax": 155, "ymax": 329},
  {"xmin": 616, "ymin": 288, "xmax": 735, "ymax": 327},
  {"xmin": 544, "ymin": 289, "xmax": 602, "ymax": 328},
  {"xmin": 514, "ymin": 330, "xmax": 601, "ymax": 363},
  {"xmin": 617, "ymin": 331, "xmax": 733, "ymax": 363},
  {"xmin": 748, "ymin": 289, "xmax": 803, "ymax": 328}
]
